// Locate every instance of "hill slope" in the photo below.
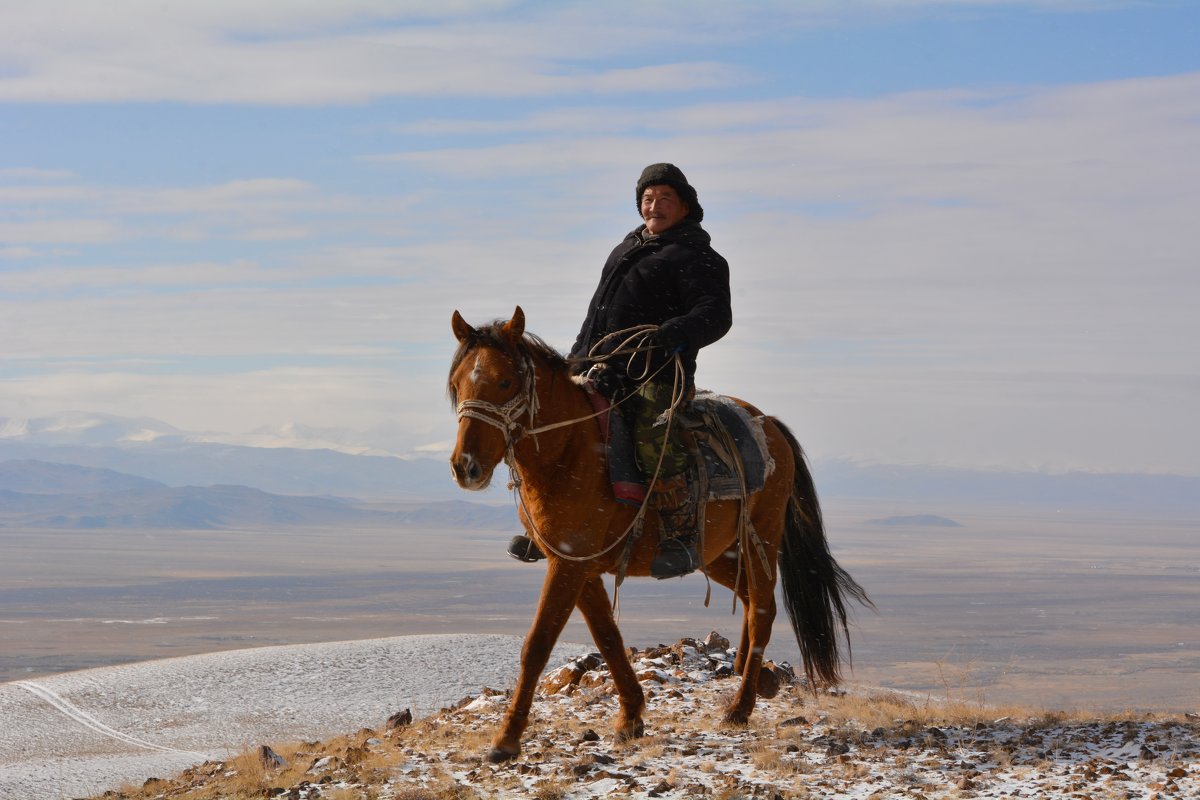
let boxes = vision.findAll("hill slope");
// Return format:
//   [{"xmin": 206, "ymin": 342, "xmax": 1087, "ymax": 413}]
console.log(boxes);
[{"xmin": 84, "ymin": 635, "xmax": 1200, "ymax": 800}]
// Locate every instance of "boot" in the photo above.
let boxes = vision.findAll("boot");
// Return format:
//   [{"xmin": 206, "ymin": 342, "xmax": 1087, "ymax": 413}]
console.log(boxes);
[
  {"xmin": 507, "ymin": 535, "xmax": 545, "ymax": 562},
  {"xmin": 650, "ymin": 534, "xmax": 699, "ymax": 579},
  {"xmin": 648, "ymin": 472, "xmax": 699, "ymax": 579}
]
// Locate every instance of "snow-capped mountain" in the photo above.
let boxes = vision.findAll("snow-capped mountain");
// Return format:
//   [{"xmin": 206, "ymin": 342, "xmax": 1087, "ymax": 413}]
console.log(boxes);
[
  {"xmin": 0, "ymin": 413, "xmax": 464, "ymax": 501},
  {"xmin": 0, "ymin": 413, "xmax": 185, "ymax": 447}
]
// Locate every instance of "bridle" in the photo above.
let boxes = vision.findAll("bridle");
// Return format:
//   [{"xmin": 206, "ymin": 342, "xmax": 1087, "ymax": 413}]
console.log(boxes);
[{"xmin": 454, "ymin": 346, "xmax": 539, "ymax": 456}]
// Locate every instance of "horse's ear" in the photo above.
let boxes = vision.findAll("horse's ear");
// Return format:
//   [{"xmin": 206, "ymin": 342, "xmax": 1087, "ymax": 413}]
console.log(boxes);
[
  {"xmin": 451, "ymin": 310, "xmax": 476, "ymax": 344},
  {"xmin": 501, "ymin": 306, "xmax": 525, "ymax": 342}
]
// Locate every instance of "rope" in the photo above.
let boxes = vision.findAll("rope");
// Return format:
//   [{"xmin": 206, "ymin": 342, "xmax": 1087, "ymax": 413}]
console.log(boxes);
[
  {"xmin": 516, "ymin": 344, "xmax": 685, "ymax": 567},
  {"xmin": 456, "ymin": 324, "xmax": 701, "ymax": 611}
]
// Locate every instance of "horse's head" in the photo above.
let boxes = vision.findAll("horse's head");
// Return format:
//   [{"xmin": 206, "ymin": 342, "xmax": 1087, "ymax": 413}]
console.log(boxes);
[{"xmin": 447, "ymin": 306, "xmax": 531, "ymax": 490}]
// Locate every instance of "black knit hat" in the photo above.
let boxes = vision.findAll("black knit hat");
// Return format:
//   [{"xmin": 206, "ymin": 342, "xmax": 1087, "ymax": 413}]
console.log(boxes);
[{"xmin": 636, "ymin": 163, "xmax": 703, "ymax": 223}]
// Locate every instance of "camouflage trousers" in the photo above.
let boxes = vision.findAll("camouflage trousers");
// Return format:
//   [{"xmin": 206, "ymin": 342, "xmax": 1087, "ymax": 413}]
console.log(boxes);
[{"xmin": 628, "ymin": 380, "xmax": 692, "ymax": 480}]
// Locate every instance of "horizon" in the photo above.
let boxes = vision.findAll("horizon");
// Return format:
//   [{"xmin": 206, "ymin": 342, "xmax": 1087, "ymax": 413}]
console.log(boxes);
[
  {"xmin": 2, "ymin": 1, "xmax": 1198, "ymax": 477},
  {"xmin": 8, "ymin": 408, "xmax": 1200, "ymax": 482}
]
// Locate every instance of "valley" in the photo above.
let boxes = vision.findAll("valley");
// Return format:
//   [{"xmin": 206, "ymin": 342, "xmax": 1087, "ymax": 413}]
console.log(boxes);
[{"xmin": 2, "ymin": 502, "xmax": 1196, "ymax": 712}]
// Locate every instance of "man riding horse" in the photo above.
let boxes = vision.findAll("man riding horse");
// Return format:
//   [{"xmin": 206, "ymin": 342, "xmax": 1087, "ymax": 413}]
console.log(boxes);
[{"xmin": 507, "ymin": 163, "xmax": 732, "ymax": 578}]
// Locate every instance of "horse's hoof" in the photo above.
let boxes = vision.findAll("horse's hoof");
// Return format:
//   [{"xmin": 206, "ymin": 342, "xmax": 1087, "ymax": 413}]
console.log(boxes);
[
  {"xmin": 487, "ymin": 746, "xmax": 519, "ymax": 763},
  {"xmin": 723, "ymin": 708, "xmax": 751, "ymax": 726},
  {"xmin": 614, "ymin": 718, "xmax": 645, "ymax": 743}
]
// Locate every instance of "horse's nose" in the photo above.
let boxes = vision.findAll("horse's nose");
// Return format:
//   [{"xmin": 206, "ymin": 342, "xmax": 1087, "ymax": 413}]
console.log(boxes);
[{"xmin": 450, "ymin": 453, "xmax": 483, "ymax": 486}]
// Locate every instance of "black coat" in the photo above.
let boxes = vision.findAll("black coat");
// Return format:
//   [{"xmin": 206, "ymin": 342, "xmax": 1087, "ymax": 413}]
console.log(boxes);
[{"xmin": 570, "ymin": 221, "xmax": 731, "ymax": 386}]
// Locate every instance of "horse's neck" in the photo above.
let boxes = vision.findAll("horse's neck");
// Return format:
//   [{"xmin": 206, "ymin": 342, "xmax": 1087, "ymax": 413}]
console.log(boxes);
[{"xmin": 514, "ymin": 364, "xmax": 600, "ymax": 484}]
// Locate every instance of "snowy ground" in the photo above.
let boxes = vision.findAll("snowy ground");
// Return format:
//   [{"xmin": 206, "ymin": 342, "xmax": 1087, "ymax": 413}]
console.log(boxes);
[
  {"xmin": 62, "ymin": 634, "xmax": 1200, "ymax": 800},
  {"xmin": 0, "ymin": 634, "xmax": 587, "ymax": 800}
]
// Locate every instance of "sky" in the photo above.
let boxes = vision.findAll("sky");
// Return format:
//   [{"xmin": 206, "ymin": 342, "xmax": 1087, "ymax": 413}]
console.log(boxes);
[{"xmin": 1, "ymin": 0, "xmax": 1197, "ymax": 475}]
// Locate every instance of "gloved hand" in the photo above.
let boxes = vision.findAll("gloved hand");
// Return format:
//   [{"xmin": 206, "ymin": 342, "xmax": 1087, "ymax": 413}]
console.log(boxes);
[
  {"xmin": 590, "ymin": 365, "xmax": 631, "ymax": 400},
  {"xmin": 650, "ymin": 324, "xmax": 688, "ymax": 355}
]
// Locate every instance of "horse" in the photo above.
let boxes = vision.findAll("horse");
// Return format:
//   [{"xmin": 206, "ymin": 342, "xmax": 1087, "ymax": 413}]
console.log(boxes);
[{"xmin": 447, "ymin": 306, "xmax": 871, "ymax": 763}]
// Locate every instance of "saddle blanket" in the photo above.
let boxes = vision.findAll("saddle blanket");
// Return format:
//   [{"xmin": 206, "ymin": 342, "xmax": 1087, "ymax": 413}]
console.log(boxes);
[{"xmin": 686, "ymin": 391, "xmax": 775, "ymax": 500}]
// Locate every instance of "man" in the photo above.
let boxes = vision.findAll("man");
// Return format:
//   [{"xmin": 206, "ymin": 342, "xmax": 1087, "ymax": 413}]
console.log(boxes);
[{"xmin": 508, "ymin": 163, "xmax": 732, "ymax": 578}]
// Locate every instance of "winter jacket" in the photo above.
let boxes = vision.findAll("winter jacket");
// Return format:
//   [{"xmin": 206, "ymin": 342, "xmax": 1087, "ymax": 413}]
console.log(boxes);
[{"xmin": 569, "ymin": 221, "xmax": 731, "ymax": 387}]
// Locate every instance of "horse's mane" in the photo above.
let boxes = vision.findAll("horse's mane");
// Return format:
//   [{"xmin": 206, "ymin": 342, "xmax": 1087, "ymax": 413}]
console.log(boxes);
[{"xmin": 447, "ymin": 319, "xmax": 570, "ymax": 409}]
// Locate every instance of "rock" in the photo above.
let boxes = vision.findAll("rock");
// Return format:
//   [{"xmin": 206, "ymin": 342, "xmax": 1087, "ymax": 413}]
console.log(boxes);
[
  {"xmin": 386, "ymin": 708, "xmax": 413, "ymax": 729},
  {"xmin": 579, "ymin": 670, "xmax": 607, "ymax": 688},
  {"xmin": 258, "ymin": 745, "xmax": 286, "ymax": 769},
  {"xmin": 578, "ymin": 653, "xmax": 605, "ymax": 672},
  {"xmin": 580, "ymin": 728, "xmax": 600, "ymax": 742},
  {"xmin": 703, "ymin": 631, "xmax": 730, "ymax": 652},
  {"xmin": 306, "ymin": 756, "xmax": 338, "ymax": 774},
  {"xmin": 541, "ymin": 663, "xmax": 582, "ymax": 694},
  {"xmin": 648, "ymin": 779, "xmax": 673, "ymax": 796},
  {"xmin": 779, "ymin": 715, "xmax": 809, "ymax": 727},
  {"xmin": 772, "ymin": 661, "xmax": 797, "ymax": 683},
  {"xmin": 757, "ymin": 663, "xmax": 782, "ymax": 699}
]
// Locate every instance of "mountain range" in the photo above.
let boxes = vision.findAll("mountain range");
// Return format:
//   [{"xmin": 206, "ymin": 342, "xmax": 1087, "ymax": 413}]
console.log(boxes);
[
  {"xmin": 0, "ymin": 460, "xmax": 520, "ymax": 531},
  {"xmin": 1, "ymin": 413, "xmax": 1197, "ymax": 531}
]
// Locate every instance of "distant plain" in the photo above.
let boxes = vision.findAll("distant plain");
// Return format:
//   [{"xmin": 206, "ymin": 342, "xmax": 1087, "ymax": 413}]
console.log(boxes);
[{"xmin": 2, "ymin": 501, "xmax": 1196, "ymax": 712}]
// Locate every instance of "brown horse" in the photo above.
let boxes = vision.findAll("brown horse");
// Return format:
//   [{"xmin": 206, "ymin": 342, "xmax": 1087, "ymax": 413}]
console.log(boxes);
[{"xmin": 448, "ymin": 306, "xmax": 870, "ymax": 763}]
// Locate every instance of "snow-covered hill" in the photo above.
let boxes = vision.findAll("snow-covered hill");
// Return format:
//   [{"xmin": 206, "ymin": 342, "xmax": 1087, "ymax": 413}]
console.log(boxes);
[{"xmin": 0, "ymin": 634, "xmax": 587, "ymax": 800}]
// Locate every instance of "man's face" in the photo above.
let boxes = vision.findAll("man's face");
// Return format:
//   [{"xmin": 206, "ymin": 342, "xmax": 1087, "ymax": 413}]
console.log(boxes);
[{"xmin": 640, "ymin": 185, "xmax": 689, "ymax": 235}]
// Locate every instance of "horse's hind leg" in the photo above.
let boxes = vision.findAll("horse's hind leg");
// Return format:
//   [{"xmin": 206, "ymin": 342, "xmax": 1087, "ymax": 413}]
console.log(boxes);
[
  {"xmin": 576, "ymin": 575, "xmax": 645, "ymax": 741},
  {"xmin": 706, "ymin": 547, "xmax": 778, "ymax": 725},
  {"xmin": 728, "ymin": 582, "xmax": 777, "ymax": 724}
]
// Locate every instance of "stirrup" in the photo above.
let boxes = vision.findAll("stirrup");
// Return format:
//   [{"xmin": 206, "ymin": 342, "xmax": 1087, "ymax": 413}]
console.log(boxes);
[
  {"xmin": 651, "ymin": 534, "xmax": 699, "ymax": 579},
  {"xmin": 507, "ymin": 534, "xmax": 545, "ymax": 562}
]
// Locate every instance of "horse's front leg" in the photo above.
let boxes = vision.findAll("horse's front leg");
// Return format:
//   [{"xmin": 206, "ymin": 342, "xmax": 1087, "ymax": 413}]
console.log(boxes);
[
  {"xmin": 490, "ymin": 558, "xmax": 585, "ymax": 763},
  {"xmin": 576, "ymin": 575, "xmax": 645, "ymax": 742}
]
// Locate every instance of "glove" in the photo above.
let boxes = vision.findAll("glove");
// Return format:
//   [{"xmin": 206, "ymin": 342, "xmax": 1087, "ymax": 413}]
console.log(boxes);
[
  {"xmin": 650, "ymin": 324, "xmax": 688, "ymax": 355},
  {"xmin": 590, "ymin": 365, "xmax": 631, "ymax": 400}
]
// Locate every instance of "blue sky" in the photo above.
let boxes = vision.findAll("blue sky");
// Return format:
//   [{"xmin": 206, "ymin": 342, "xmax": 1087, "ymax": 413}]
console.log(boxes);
[{"xmin": 2, "ymin": 0, "xmax": 1198, "ymax": 475}]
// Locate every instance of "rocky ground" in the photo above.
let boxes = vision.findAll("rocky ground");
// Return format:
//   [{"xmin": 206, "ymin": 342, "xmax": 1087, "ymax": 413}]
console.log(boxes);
[{"xmin": 91, "ymin": 633, "xmax": 1198, "ymax": 800}]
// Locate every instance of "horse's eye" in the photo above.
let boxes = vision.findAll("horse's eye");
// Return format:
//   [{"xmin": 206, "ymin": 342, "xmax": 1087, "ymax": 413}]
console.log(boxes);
[{"xmin": 499, "ymin": 379, "xmax": 512, "ymax": 390}]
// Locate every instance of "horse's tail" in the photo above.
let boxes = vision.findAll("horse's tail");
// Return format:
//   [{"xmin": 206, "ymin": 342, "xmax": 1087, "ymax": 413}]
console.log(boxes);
[{"xmin": 772, "ymin": 418, "xmax": 873, "ymax": 687}]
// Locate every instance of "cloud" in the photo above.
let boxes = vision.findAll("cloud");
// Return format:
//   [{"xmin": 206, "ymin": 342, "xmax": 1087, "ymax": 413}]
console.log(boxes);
[
  {"xmin": 0, "ymin": 174, "xmax": 417, "ymax": 247},
  {"xmin": 0, "ymin": 1, "xmax": 753, "ymax": 105},
  {"xmin": 0, "ymin": 1, "xmax": 1161, "ymax": 105},
  {"xmin": 0, "ymin": 167, "xmax": 77, "ymax": 181},
  {"xmin": 1, "ymin": 1, "xmax": 1196, "ymax": 477}
]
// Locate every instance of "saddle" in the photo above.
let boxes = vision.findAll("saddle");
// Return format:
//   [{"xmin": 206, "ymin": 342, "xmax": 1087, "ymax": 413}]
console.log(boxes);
[{"xmin": 588, "ymin": 388, "xmax": 775, "ymax": 510}]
